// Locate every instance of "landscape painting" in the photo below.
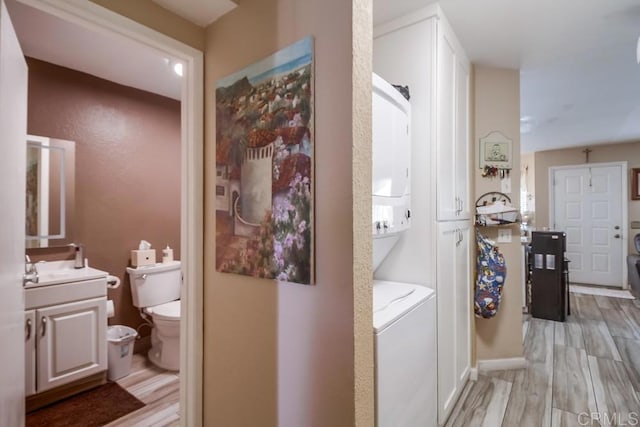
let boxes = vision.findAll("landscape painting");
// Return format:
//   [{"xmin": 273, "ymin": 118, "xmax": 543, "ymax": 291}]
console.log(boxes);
[{"xmin": 215, "ymin": 37, "xmax": 314, "ymax": 285}]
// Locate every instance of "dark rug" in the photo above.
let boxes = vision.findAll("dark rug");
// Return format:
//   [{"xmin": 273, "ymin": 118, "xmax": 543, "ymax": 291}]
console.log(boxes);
[{"xmin": 26, "ymin": 382, "xmax": 145, "ymax": 427}]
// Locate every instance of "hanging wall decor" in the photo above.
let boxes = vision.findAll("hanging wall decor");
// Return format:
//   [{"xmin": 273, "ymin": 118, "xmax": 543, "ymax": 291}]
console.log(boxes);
[
  {"xmin": 215, "ymin": 37, "xmax": 314, "ymax": 285},
  {"xmin": 479, "ymin": 131, "xmax": 512, "ymax": 171},
  {"xmin": 475, "ymin": 231, "xmax": 507, "ymax": 318}
]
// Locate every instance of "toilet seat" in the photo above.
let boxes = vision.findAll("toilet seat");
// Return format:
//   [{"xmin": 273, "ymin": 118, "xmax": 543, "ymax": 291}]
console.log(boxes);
[{"xmin": 146, "ymin": 300, "xmax": 180, "ymax": 321}]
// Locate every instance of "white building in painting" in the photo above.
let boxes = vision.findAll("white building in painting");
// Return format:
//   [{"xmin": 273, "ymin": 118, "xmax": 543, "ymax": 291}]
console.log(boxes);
[{"xmin": 240, "ymin": 129, "xmax": 276, "ymax": 224}]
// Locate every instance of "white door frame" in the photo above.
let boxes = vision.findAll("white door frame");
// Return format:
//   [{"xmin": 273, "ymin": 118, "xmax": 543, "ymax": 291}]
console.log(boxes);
[
  {"xmin": 549, "ymin": 161, "xmax": 628, "ymax": 289},
  {"xmin": 15, "ymin": 1, "xmax": 204, "ymax": 425}
]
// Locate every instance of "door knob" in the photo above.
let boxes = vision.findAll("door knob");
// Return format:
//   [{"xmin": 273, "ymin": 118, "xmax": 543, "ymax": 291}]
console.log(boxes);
[
  {"xmin": 614, "ymin": 234, "xmax": 621, "ymax": 239},
  {"xmin": 614, "ymin": 225, "xmax": 620, "ymax": 230}
]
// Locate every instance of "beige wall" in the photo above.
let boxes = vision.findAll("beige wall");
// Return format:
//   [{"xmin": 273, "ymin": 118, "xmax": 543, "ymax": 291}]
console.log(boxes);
[
  {"xmin": 89, "ymin": 0, "xmax": 205, "ymax": 50},
  {"xmin": 534, "ymin": 141, "xmax": 640, "ymax": 254},
  {"xmin": 473, "ymin": 66, "xmax": 524, "ymax": 361},
  {"xmin": 204, "ymin": 1, "xmax": 372, "ymax": 426},
  {"xmin": 352, "ymin": 1, "xmax": 375, "ymax": 425}
]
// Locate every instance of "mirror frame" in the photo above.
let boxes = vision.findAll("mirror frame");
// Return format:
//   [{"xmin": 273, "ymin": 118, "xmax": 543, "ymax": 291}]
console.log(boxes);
[{"xmin": 25, "ymin": 135, "xmax": 75, "ymax": 248}]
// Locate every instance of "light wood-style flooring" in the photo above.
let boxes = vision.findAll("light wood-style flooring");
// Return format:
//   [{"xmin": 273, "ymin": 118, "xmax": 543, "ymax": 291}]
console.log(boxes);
[
  {"xmin": 447, "ymin": 293, "xmax": 640, "ymax": 426},
  {"xmin": 106, "ymin": 354, "xmax": 180, "ymax": 427}
]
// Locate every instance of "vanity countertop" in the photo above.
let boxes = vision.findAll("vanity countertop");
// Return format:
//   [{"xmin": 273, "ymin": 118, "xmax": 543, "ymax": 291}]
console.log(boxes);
[{"xmin": 24, "ymin": 260, "xmax": 108, "ymax": 288}]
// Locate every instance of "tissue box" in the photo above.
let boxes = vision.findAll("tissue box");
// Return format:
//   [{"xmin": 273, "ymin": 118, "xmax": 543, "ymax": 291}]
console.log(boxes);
[{"xmin": 131, "ymin": 249, "xmax": 156, "ymax": 266}]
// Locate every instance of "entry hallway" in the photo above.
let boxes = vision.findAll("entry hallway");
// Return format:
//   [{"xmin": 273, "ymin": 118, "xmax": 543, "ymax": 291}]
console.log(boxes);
[{"xmin": 447, "ymin": 293, "xmax": 640, "ymax": 426}]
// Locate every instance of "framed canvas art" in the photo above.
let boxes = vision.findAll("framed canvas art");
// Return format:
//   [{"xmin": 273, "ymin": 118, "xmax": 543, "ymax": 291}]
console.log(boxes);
[
  {"xmin": 215, "ymin": 37, "xmax": 314, "ymax": 285},
  {"xmin": 632, "ymin": 168, "xmax": 640, "ymax": 200}
]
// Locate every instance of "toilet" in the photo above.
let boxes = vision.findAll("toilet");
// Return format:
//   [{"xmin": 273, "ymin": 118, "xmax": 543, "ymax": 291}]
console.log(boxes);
[{"xmin": 126, "ymin": 261, "xmax": 181, "ymax": 371}]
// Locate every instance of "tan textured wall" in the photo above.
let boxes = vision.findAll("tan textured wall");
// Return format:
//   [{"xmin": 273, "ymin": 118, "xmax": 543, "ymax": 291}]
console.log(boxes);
[
  {"xmin": 25, "ymin": 58, "xmax": 181, "ymax": 347},
  {"xmin": 534, "ymin": 141, "xmax": 640, "ymax": 254},
  {"xmin": 204, "ymin": 0, "xmax": 370, "ymax": 425},
  {"xmin": 89, "ymin": 0, "xmax": 205, "ymax": 50},
  {"xmin": 352, "ymin": 1, "xmax": 374, "ymax": 425},
  {"xmin": 473, "ymin": 66, "xmax": 524, "ymax": 361}
]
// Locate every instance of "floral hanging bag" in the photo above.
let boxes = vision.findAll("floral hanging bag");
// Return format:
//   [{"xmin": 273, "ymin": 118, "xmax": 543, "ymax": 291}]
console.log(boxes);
[{"xmin": 474, "ymin": 231, "xmax": 507, "ymax": 318}]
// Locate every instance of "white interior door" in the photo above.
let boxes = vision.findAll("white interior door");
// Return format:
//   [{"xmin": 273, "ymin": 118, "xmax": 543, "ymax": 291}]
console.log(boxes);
[
  {"xmin": 0, "ymin": 0, "xmax": 27, "ymax": 424},
  {"xmin": 552, "ymin": 164, "xmax": 625, "ymax": 287}
]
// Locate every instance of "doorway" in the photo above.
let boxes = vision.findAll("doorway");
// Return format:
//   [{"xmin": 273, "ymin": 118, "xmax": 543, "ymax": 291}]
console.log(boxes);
[
  {"xmin": 550, "ymin": 162, "xmax": 628, "ymax": 287},
  {"xmin": 3, "ymin": 0, "xmax": 203, "ymax": 425}
]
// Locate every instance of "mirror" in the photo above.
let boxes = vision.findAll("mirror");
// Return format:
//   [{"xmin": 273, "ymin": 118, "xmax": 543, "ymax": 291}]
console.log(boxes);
[{"xmin": 25, "ymin": 135, "xmax": 75, "ymax": 248}]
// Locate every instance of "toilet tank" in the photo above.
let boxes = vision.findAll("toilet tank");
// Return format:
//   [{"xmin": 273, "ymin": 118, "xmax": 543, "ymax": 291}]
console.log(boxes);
[{"xmin": 127, "ymin": 261, "xmax": 181, "ymax": 308}]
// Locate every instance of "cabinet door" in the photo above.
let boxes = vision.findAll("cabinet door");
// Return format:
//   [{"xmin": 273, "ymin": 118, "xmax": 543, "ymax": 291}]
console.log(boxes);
[
  {"xmin": 455, "ymin": 59, "xmax": 471, "ymax": 220},
  {"xmin": 437, "ymin": 221, "xmax": 472, "ymax": 424},
  {"xmin": 435, "ymin": 22, "xmax": 457, "ymax": 221},
  {"xmin": 25, "ymin": 310, "xmax": 36, "ymax": 397},
  {"xmin": 37, "ymin": 297, "xmax": 106, "ymax": 393},
  {"xmin": 455, "ymin": 223, "xmax": 471, "ymax": 384},
  {"xmin": 436, "ymin": 222, "xmax": 458, "ymax": 423}
]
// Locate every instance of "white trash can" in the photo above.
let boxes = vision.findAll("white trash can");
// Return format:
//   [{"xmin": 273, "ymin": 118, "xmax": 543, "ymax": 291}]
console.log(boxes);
[{"xmin": 107, "ymin": 325, "xmax": 138, "ymax": 381}]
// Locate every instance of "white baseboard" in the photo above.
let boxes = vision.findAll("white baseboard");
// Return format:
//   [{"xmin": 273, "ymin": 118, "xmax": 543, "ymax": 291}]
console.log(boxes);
[
  {"xmin": 469, "ymin": 367, "xmax": 478, "ymax": 381},
  {"xmin": 477, "ymin": 357, "xmax": 527, "ymax": 372}
]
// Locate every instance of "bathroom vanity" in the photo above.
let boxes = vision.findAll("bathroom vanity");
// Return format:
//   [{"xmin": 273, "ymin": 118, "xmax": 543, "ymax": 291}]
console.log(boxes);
[{"xmin": 24, "ymin": 261, "xmax": 108, "ymax": 411}]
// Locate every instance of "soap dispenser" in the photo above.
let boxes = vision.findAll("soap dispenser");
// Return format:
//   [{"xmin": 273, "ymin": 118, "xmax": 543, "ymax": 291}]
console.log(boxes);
[
  {"xmin": 73, "ymin": 244, "xmax": 85, "ymax": 269},
  {"xmin": 162, "ymin": 245, "xmax": 173, "ymax": 263}
]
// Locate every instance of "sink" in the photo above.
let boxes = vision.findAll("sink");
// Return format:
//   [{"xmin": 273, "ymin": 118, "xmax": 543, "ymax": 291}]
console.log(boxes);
[{"xmin": 25, "ymin": 260, "xmax": 108, "ymax": 288}]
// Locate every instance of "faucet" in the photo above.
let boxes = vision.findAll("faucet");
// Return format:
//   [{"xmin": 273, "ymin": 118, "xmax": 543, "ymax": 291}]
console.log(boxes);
[{"xmin": 24, "ymin": 255, "xmax": 39, "ymax": 285}]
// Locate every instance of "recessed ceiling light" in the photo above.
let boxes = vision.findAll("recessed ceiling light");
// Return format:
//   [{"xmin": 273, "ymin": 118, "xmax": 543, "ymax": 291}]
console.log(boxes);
[{"xmin": 173, "ymin": 63, "xmax": 183, "ymax": 77}]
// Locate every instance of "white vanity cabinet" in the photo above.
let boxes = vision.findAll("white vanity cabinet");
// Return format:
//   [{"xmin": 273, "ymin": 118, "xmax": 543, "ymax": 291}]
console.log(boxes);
[
  {"xmin": 24, "ymin": 276, "xmax": 107, "ymax": 397},
  {"xmin": 436, "ymin": 221, "xmax": 471, "ymax": 423}
]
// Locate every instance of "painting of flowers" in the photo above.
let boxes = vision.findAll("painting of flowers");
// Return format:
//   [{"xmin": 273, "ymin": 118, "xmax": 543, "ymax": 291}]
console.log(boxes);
[{"xmin": 215, "ymin": 37, "xmax": 314, "ymax": 285}]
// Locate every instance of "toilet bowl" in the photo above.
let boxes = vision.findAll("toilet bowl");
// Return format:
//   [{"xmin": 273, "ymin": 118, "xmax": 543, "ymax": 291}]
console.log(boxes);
[
  {"xmin": 145, "ymin": 300, "xmax": 180, "ymax": 370},
  {"xmin": 127, "ymin": 261, "xmax": 181, "ymax": 371}
]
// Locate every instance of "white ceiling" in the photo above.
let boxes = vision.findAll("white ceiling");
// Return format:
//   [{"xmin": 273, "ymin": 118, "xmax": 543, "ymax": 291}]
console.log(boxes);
[
  {"xmin": 374, "ymin": 0, "xmax": 640, "ymax": 153},
  {"xmin": 152, "ymin": 0, "xmax": 237, "ymax": 27},
  {"xmin": 6, "ymin": 0, "xmax": 237, "ymax": 101},
  {"xmin": 7, "ymin": 0, "xmax": 183, "ymax": 100}
]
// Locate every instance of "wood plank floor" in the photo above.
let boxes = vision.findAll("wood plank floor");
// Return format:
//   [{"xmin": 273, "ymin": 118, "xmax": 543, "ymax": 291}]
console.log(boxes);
[
  {"xmin": 105, "ymin": 354, "xmax": 180, "ymax": 427},
  {"xmin": 447, "ymin": 293, "xmax": 640, "ymax": 427}
]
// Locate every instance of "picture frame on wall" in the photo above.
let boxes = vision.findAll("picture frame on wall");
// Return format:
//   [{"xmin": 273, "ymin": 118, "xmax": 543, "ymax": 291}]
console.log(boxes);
[
  {"xmin": 479, "ymin": 131, "xmax": 512, "ymax": 169},
  {"xmin": 214, "ymin": 36, "xmax": 315, "ymax": 285},
  {"xmin": 632, "ymin": 168, "xmax": 640, "ymax": 200}
]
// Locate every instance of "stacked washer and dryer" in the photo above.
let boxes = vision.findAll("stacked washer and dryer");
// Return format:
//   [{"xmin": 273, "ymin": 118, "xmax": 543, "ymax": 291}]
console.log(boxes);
[{"xmin": 372, "ymin": 73, "xmax": 437, "ymax": 426}]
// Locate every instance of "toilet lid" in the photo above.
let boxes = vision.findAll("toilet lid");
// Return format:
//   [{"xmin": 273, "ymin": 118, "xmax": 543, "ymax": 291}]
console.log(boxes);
[{"xmin": 148, "ymin": 300, "xmax": 180, "ymax": 320}]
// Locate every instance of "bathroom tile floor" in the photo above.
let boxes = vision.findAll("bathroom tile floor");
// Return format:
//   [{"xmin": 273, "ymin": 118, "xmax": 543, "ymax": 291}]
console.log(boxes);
[
  {"xmin": 446, "ymin": 292, "xmax": 640, "ymax": 427},
  {"xmin": 105, "ymin": 354, "xmax": 180, "ymax": 427}
]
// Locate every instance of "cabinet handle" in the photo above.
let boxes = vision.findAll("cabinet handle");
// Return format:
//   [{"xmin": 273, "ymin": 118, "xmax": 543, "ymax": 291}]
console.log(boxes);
[
  {"xmin": 26, "ymin": 318, "xmax": 32, "ymax": 340},
  {"xmin": 41, "ymin": 317, "xmax": 47, "ymax": 337}
]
